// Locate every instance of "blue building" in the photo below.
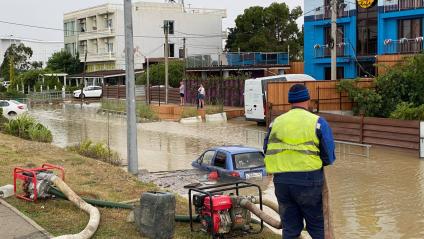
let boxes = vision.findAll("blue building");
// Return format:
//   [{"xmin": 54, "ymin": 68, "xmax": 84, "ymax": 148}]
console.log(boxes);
[{"xmin": 304, "ymin": 0, "xmax": 424, "ymax": 80}]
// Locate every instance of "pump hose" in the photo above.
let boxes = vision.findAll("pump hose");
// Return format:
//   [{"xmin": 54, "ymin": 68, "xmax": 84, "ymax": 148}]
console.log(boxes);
[
  {"xmin": 49, "ymin": 186, "xmax": 201, "ymax": 223},
  {"xmin": 49, "ymin": 175, "xmax": 100, "ymax": 239},
  {"xmin": 239, "ymin": 199, "xmax": 282, "ymax": 230}
]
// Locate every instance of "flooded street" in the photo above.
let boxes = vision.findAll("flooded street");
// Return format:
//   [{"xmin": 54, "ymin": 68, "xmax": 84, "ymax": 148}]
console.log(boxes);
[{"xmin": 29, "ymin": 103, "xmax": 424, "ymax": 238}]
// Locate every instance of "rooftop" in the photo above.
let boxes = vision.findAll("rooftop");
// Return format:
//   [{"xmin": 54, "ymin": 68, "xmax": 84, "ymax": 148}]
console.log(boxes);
[
  {"xmin": 68, "ymin": 69, "xmax": 144, "ymax": 79},
  {"xmin": 212, "ymin": 146, "xmax": 262, "ymax": 154}
]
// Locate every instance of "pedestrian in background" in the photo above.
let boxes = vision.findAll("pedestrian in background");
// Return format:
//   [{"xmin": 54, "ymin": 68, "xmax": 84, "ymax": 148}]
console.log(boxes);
[
  {"xmin": 263, "ymin": 84, "xmax": 336, "ymax": 239},
  {"xmin": 179, "ymin": 81, "xmax": 185, "ymax": 106},
  {"xmin": 198, "ymin": 84, "xmax": 205, "ymax": 109}
]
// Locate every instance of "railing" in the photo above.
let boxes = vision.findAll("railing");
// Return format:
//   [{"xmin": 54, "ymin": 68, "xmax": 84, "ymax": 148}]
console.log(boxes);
[
  {"xmin": 186, "ymin": 52, "xmax": 289, "ymax": 68},
  {"xmin": 384, "ymin": 38, "xmax": 424, "ymax": 54},
  {"xmin": 384, "ymin": 0, "xmax": 424, "ymax": 12},
  {"xmin": 314, "ymin": 4, "xmax": 350, "ymax": 21},
  {"xmin": 314, "ymin": 43, "xmax": 350, "ymax": 58}
]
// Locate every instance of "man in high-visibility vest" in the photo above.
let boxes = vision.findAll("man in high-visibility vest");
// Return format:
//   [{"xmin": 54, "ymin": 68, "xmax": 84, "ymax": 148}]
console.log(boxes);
[{"xmin": 263, "ymin": 84, "xmax": 335, "ymax": 239}]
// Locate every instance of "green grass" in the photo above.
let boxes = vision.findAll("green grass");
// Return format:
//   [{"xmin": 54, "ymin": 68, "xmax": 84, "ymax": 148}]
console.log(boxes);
[
  {"xmin": 67, "ymin": 139, "xmax": 121, "ymax": 166},
  {"xmin": 101, "ymin": 99, "xmax": 158, "ymax": 121},
  {"xmin": 181, "ymin": 107, "xmax": 199, "ymax": 118},
  {"xmin": 0, "ymin": 133, "xmax": 279, "ymax": 239}
]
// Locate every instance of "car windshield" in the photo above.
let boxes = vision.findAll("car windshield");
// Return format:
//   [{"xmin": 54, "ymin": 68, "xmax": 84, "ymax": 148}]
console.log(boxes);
[{"xmin": 232, "ymin": 152, "xmax": 264, "ymax": 170}]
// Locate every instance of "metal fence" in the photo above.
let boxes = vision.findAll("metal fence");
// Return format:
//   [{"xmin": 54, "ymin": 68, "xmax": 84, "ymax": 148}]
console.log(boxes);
[
  {"xmin": 384, "ymin": 38, "xmax": 424, "ymax": 54},
  {"xmin": 186, "ymin": 52, "xmax": 289, "ymax": 69},
  {"xmin": 384, "ymin": 0, "xmax": 424, "ymax": 12},
  {"xmin": 314, "ymin": 43, "xmax": 351, "ymax": 58},
  {"xmin": 314, "ymin": 4, "xmax": 350, "ymax": 21}
]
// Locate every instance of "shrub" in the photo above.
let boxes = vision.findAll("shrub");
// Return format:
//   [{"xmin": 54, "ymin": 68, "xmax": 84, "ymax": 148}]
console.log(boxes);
[
  {"xmin": 136, "ymin": 61, "xmax": 184, "ymax": 88},
  {"xmin": 181, "ymin": 108, "xmax": 198, "ymax": 118},
  {"xmin": 0, "ymin": 108, "xmax": 8, "ymax": 131},
  {"xmin": 28, "ymin": 123, "xmax": 53, "ymax": 143},
  {"xmin": 3, "ymin": 114, "xmax": 53, "ymax": 143},
  {"xmin": 206, "ymin": 104, "xmax": 224, "ymax": 115},
  {"xmin": 68, "ymin": 139, "xmax": 121, "ymax": 166},
  {"xmin": 390, "ymin": 102, "xmax": 424, "ymax": 120},
  {"xmin": 138, "ymin": 104, "xmax": 158, "ymax": 120}
]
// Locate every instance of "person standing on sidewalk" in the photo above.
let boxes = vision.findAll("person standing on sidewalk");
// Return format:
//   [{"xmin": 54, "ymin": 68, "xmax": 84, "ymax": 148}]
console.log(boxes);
[
  {"xmin": 198, "ymin": 84, "xmax": 205, "ymax": 109},
  {"xmin": 179, "ymin": 81, "xmax": 185, "ymax": 106},
  {"xmin": 263, "ymin": 84, "xmax": 336, "ymax": 239}
]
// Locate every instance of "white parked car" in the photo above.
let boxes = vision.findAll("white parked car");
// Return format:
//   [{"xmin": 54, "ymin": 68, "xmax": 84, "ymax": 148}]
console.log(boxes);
[
  {"xmin": 73, "ymin": 86, "xmax": 103, "ymax": 99},
  {"xmin": 0, "ymin": 100, "xmax": 28, "ymax": 117}
]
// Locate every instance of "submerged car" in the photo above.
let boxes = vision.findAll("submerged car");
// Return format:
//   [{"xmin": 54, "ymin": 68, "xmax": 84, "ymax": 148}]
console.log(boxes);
[
  {"xmin": 0, "ymin": 100, "xmax": 28, "ymax": 117},
  {"xmin": 73, "ymin": 86, "xmax": 102, "ymax": 99},
  {"xmin": 192, "ymin": 146, "xmax": 267, "ymax": 179}
]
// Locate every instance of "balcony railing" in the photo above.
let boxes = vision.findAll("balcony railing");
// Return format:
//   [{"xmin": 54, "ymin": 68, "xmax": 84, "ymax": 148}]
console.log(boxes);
[
  {"xmin": 314, "ymin": 4, "xmax": 350, "ymax": 21},
  {"xmin": 186, "ymin": 52, "xmax": 289, "ymax": 69},
  {"xmin": 384, "ymin": 0, "xmax": 424, "ymax": 12},
  {"xmin": 314, "ymin": 43, "xmax": 350, "ymax": 58},
  {"xmin": 383, "ymin": 37, "xmax": 424, "ymax": 54}
]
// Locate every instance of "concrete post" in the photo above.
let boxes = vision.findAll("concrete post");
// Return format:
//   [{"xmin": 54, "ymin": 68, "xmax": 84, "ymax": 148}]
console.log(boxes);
[
  {"xmin": 41, "ymin": 85, "xmax": 43, "ymax": 92},
  {"xmin": 124, "ymin": 0, "xmax": 139, "ymax": 175},
  {"xmin": 331, "ymin": 0, "xmax": 337, "ymax": 81},
  {"xmin": 223, "ymin": 70, "xmax": 230, "ymax": 79},
  {"xmin": 62, "ymin": 86, "xmax": 66, "ymax": 100}
]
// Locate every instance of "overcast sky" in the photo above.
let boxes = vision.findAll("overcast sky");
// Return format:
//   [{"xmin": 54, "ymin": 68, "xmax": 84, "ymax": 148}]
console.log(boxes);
[{"xmin": 0, "ymin": 0, "xmax": 303, "ymax": 42}]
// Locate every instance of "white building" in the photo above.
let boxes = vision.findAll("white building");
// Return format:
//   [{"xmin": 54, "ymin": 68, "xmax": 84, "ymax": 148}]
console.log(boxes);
[
  {"xmin": 63, "ymin": 1, "xmax": 226, "ymax": 72},
  {"xmin": 0, "ymin": 36, "xmax": 63, "ymax": 67}
]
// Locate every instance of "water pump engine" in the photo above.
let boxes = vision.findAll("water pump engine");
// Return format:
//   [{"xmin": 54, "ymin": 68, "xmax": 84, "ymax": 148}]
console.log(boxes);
[{"xmin": 193, "ymin": 194, "xmax": 252, "ymax": 236}]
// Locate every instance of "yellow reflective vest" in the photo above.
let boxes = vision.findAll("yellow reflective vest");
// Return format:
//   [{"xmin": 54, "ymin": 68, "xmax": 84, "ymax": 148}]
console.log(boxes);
[{"xmin": 265, "ymin": 108, "xmax": 322, "ymax": 173}]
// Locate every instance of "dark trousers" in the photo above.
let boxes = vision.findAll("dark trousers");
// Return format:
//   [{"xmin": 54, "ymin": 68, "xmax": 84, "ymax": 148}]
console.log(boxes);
[{"xmin": 274, "ymin": 183, "xmax": 324, "ymax": 239}]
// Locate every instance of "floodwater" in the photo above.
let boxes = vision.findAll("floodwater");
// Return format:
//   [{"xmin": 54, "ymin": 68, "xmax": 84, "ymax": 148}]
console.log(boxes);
[{"xmin": 29, "ymin": 103, "xmax": 424, "ymax": 238}]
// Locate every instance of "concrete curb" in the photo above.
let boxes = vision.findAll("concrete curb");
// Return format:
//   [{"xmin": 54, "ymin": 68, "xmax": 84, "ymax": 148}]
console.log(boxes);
[
  {"xmin": 180, "ymin": 116, "xmax": 202, "ymax": 124},
  {"xmin": 205, "ymin": 113, "xmax": 227, "ymax": 123},
  {"xmin": 0, "ymin": 199, "xmax": 52, "ymax": 238}
]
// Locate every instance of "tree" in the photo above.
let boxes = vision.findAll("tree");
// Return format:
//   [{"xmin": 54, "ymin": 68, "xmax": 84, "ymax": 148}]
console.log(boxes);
[
  {"xmin": 46, "ymin": 51, "xmax": 83, "ymax": 75},
  {"xmin": 225, "ymin": 3, "xmax": 303, "ymax": 60},
  {"xmin": 1, "ymin": 43, "xmax": 34, "ymax": 81},
  {"xmin": 136, "ymin": 61, "xmax": 184, "ymax": 88}
]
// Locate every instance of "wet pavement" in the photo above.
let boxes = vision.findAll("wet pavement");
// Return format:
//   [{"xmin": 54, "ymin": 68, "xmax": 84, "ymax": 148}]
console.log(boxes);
[{"xmin": 29, "ymin": 103, "xmax": 424, "ymax": 238}]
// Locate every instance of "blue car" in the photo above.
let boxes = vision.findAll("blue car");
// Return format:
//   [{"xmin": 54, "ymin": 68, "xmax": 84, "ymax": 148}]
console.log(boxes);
[{"xmin": 191, "ymin": 146, "xmax": 267, "ymax": 179}]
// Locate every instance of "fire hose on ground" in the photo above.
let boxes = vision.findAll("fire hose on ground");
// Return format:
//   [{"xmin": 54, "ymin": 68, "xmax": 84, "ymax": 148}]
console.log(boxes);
[{"xmin": 49, "ymin": 175, "xmax": 100, "ymax": 239}]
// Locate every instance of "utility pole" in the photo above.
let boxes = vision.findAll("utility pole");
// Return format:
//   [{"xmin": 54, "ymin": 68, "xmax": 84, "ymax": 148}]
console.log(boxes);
[
  {"xmin": 331, "ymin": 0, "xmax": 337, "ymax": 81},
  {"xmin": 183, "ymin": 37, "xmax": 187, "ymax": 85},
  {"xmin": 164, "ymin": 21, "xmax": 169, "ymax": 104},
  {"xmin": 146, "ymin": 57, "xmax": 150, "ymax": 104},
  {"xmin": 124, "ymin": 0, "xmax": 139, "ymax": 175}
]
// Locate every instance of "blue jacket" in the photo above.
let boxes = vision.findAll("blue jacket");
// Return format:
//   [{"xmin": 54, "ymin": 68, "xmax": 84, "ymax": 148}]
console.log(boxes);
[{"xmin": 263, "ymin": 109, "xmax": 336, "ymax": 186}]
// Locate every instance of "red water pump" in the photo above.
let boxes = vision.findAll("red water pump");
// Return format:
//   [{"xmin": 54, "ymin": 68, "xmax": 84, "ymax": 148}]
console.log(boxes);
[
  {"xmin": 13, "ymin": 163, "xmax": 64, "ymax": 202},
  {"xmin": 189, "ymin": 182, "xmax": 263, "ymax": 238}
]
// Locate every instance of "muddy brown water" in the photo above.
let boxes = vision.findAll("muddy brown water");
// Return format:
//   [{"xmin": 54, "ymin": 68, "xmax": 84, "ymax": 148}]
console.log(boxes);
[{"xmin": 29, "ymin": 103, "xmax": 424, "ymax": 238}]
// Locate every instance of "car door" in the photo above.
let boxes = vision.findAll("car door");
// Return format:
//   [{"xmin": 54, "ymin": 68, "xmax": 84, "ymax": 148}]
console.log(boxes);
[
  {"xmin": 210, "ymin": 150, "xmax": 229, "ymax": 176},
  {"xmin": 84, "ymin": 87, "xmax": 93, "ymax": 97},
  {"xmin": 0, "ymin": 101, "xmax": 10, "ymax": 116},
  {"xmin": 93, "ymin": 86, "xmax": 102, "ymax": 97},
  {"xmin": 198, "ymin": 150, "xmax": 216, "ymax": 171}
]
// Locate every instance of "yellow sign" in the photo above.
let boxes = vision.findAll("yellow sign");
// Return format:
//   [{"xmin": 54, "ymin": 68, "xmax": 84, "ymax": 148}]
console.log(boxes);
[{"xmin": 357, "ymin": 0, "xmax": 376, "ymax": 9}]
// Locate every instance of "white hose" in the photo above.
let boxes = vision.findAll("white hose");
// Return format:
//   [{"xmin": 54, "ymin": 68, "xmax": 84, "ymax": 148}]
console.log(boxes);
[
  {"xmin": 49, "ymin": 175, "xmax": 100, "ymax": 239},
  {"xmin": 239, "ymin": 199, "xmax": 282, "ymax": 229}
]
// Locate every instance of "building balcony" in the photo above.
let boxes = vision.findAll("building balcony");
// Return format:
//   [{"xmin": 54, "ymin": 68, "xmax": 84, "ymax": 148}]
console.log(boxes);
[
  {"xmin": 186, "ymin": 52, "xmax": 289, "ymax": 69},
  {"xmin": 383, "ymin": 37, "xmax": 424, "ymax": 54},
  {"xmin": 79, "ymin": 52, "xmax": 116, "ymax": 62},
  {"xmin": 313, "ymin": 4, "xmax": 350, "ymax": 21},
  {"xmin": 78, "ymin": 28, "xmax": 115, "ymax": 41},
  {"xmin": 313, "ymin": 43, "xmax": 351, "ymax": 58},
  {"xmin": 383, "ymin": 0, "xmax": 424, "ymax": 12}
]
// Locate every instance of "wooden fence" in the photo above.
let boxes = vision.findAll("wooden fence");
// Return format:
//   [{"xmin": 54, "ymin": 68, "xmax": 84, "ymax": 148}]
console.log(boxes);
[
  {"xmin": 148, "ymin": 86, "xmax": 180, "ymax": 104},
  {"xmin": 267, "ymin": 108, "xmax": 420, "ymax": 152},
  {"xmin": 102, "ymin": 85, "xmax": 145, "ymax": 100},
  {"xmin": 266, "ymin": 79, "xmax": 374, "ymax": 112}
]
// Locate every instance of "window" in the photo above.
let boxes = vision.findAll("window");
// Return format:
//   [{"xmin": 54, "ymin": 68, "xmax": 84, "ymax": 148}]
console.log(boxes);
[
  {"xmin": 65, "ymin": 43, "xmax": 75, "ymax": 55},
  {"xmin": 232, "ymin": 152, "xmax": 265, "ymax": 170},
  {"xmin": 398, "ymin": 18, "xmax": 422, "ymax": 53},
  {"xmin": 201, "ymin": 151, "xmax": 215, "ymax": 166},
  {"xmin": 64, "ymin": 21, "xmax": 75, "ymax": 37},
  {"xmin": 356, "ymin": 2, "xmax": 377, "ymax": 56},
  {"xmin": 169, "ymin": 43, "xmax": 175, "ymax": 57},
  {"xmin": 164, "ymin": 20, "xmax": 174, "ymax": 35},
  {"xmin": 79, "ymin": 41, "xmax": 87, "ymax": 54},
  {"xmin": 0, "ymin": 101, "xmax": 9, "ymax": 107},
  {"xmin": 324, "ymin": 26, "xmax": 344, "ymax": 57},
  {"xmin": 107, "ymin": 19, "xmax": 113, "ymax": 29},
  {"xmin": 213, "ymin": 151, "xmax": 227, "ymax": 169},
  {"xmin": 325, "ymin": 67, "xmax": 345, "ymax": 80}
]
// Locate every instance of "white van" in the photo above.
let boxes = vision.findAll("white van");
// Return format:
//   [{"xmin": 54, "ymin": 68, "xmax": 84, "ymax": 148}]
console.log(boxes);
[{"xmin": 244, "ymin": 74, "xmax": 316, "ymax": 123}]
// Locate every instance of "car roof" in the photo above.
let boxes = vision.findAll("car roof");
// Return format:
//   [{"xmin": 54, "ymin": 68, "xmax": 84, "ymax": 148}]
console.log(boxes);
[{"xmin": 210, "ymin": 146, "xmax": 262, "ymax": 154}]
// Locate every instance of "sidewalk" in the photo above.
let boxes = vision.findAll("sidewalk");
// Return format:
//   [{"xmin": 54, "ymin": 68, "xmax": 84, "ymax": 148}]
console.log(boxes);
[{"xmin": 0, "ymin": 200, "xmax": 49, "ymax": 239}]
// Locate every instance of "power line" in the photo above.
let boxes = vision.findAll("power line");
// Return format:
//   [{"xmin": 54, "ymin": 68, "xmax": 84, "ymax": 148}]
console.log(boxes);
[{"xmin": 0, "ymin": 19, "xmax": 226, "ymax": 39}]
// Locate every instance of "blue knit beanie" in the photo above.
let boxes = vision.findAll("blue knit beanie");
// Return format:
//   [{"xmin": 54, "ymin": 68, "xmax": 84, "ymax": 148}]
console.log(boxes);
[{"xmin": 288, "ymin": 84, "xmax": 310, "ymax": 103}]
